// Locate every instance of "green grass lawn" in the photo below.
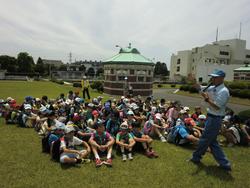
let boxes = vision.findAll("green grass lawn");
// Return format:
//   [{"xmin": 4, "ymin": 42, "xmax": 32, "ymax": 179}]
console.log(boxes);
[
  {"xmin": 0, "ymin": 80, "xmax": 110, "ymax": 103},
  {"xmin": 0, "ymin": 81, "xmax": 250, "ymax": 188}
]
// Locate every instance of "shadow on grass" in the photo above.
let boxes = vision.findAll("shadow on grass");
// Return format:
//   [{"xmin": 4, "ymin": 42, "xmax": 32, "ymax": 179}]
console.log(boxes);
[
  {"xmin": 191, "ymin": 163, "xmax": 234, "ymax": 182},
  {"xmin": 60, "ymin": 163, "xmax": 81, "ymax": 170}
]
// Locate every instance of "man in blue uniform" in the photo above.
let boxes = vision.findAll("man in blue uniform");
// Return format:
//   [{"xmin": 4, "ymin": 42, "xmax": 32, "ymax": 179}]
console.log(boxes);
[{"xmin": 190, "ymin": 69, "xmax": 231, "ymax": 171}]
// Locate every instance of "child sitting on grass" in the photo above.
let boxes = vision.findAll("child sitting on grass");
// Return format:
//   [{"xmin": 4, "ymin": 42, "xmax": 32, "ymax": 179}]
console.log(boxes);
[
  {"xmin": 116, "ymin": 121, "xmax": 135, "ymax": 161},
  {"xmin": 89, "ymin": 121, "xmax": 115, "ymax": 167},
  {"xmin": 131, "ymin": 121, "xmax": 158, "ymax": 158},
  {"xmin": 60, "ymin": 126, "xmax": 91, "ymax": 164}
]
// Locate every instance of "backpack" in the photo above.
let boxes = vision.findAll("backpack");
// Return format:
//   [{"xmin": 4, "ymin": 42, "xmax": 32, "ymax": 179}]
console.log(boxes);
[
  {"xmin": 167, "ymin": 126, "xmax": 182, "ymax": 145},
  {"xmin": 42, "ymin": 133, "xmax": 51, "ymax": 153},
  {"xmin": 234, "ymin": 125, "xmax": 249, "ymax": 146},
  {"xmin": 51, "ymin": 138, "xmax": 63, "ymax": 162},
  {"xmin": 17, "ymin": 112, "xmax": 26, "ymax": 128}
]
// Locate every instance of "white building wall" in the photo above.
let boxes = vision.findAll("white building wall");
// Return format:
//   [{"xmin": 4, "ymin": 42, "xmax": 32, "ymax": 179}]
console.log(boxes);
[
  {"xmin": 196, "ymin": 64, "xmax": 245, "ymax": 83},
  {"xmin": 170, "ymin": 39, "xmax": 249, "ymax": 82},
  {"xmin": 170, "ymin": 50, "xmax": 191, "ymax": 80}
]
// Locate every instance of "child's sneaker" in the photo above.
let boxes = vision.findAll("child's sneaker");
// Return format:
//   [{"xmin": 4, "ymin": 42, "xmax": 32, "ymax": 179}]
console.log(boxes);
[
  {"xmin": 95, "ymin": 159, "xmax": 102, "ymax": 167},
  {"xmin": 103, "ymin": 158, "xmax": 112, "ymax": 167},
  {"xmin": 76, "ymin": 158, "xmax": 82, "ymax": 164},
  {"xmin": 160, "ymin": 136, "xmax": 167, "ymax": 142},
  {"xmin": 128, "ymin": 153, "xmax": 133, "ymax": 160},
  {"xmin": 145, "ymin": 151, "xmax": 153, "ymax": 158},
  {"xmin": 122, "ymin": 154, "xmax": 127, "ymax": 161}
]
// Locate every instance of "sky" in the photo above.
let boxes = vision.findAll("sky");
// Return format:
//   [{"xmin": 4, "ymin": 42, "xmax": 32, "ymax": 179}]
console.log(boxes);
[{"xmin": 0, "ymin": 0, "xmax": 250, "ymax": 68}]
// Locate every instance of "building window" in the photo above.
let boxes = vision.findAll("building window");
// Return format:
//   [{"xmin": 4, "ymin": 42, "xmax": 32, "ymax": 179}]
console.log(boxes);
[
  {"xmin": 148, "ymin": 70, "xmax": 151, "ymax": 75},
  {"xmin": 130, "ymin": 69, "xmax": 134, "ymax": 75},
  {"xmin": 199, "ymin": 77, "xmax": 203, "ymax": 82},
  {"xmin": 220, "ymin": 51, "xmax": 229, "ymax": 56},
  {"xmin": 118, "ymin": 76, "xmax": 125, "ymax": 81},
  {"xmin": 110, "ymin": 69, "xmax": 114, "ymax": 74},
  {"xmin": 176, "ymin": 66, "xmax": 180, "ymax": 72},
  {"xmin": 246, "ymin": 54, "xmax": 250, "ymax": 58},
  {"xmin": 177, "ymin": 59, "xmax": 181, "ymax": 64},
  {"xmin": 138, "ymin": 77, "xmax": 144, "ymax": 82}
]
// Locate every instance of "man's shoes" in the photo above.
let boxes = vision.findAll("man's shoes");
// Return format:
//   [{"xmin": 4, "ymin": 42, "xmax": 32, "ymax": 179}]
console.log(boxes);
[
  {"xmin": 95, "ymin": 159, "xmax": 103, "ymax": 167},
  {"xmin": 103, "ymin": 158, "xmax": 112, "ymax": 167},
  {"xmin": 219, "ymin": 165, "xmax": 232, "ymax": 172},
  {"xmin": 187, "ymin": 158, "xmax": 200, "ymax": 165}
]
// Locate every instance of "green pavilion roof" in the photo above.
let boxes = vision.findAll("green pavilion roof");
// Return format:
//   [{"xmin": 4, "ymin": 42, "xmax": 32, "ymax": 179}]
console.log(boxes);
[
  {"xmin": 234, "ymin": 66, "xmax": 250, "ymax": 71},
  {"xmin": 104, "ymin": 46, "xmax": 154, "ymax": 65}
]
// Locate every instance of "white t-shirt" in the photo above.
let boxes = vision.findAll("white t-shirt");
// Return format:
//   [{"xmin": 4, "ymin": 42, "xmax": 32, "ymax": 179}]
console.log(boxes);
[{"xmin": 60, "ymin": 136, "xmax": 83, "ymax": 150}]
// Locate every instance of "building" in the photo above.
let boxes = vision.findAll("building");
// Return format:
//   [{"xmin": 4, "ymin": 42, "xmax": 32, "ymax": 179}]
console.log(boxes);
[
  {"xmin": 170, "ymin": 39, "xmax": 250, "ymax": 82},
  {"xmin": 103, "ymin": 45, "xmax": 154, "ymax": 96},
  {"xmin": 0, "ymin": 69, "xmax": 6, "ymax": 80},
  {"xmin": 234, "ymin": 64, "xmax": 250, "ymax": 81},
  {"xmin": 72, "ymin": 60, "xmax": 103, "ymax": 77},
  {"xmin": 42, "ymin": 59, "xmax": 64, "ymax": 67}
]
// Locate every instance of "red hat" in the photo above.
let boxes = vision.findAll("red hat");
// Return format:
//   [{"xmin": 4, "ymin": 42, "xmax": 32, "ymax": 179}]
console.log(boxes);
[
  {"xmin": 184, "ymin": 118, "xmax": 196, "ymax": 126},
  {"xmin": 92, "ymin": 110, "xmax": 99, "ymax": 116}
]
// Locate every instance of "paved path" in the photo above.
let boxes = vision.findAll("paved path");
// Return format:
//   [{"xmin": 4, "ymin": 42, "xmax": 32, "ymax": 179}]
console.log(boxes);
[{"xmin": 153, "ymin": 89, "xmax": 250, "ymax": 114}]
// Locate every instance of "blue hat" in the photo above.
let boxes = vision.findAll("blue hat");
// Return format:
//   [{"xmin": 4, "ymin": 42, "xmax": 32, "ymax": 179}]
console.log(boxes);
[{"xmin": 208, "ymin": 69, "xmax": 226, "ymax": 77}]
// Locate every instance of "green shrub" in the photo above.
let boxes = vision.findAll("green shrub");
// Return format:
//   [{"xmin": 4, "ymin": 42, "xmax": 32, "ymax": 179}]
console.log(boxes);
[
  {"xmin": 238, "ymin": 90, "xmax": 250, "ymax": 99},
  {"xmin": 228, "ymin": 81, "xmax": 248, "ymax": 90},
  {"xmin": 189, "ymin": 86, "xmax": 198, "ymax": 93},
  {"xmin": 73, "ymin": 82, "xmax": 81, "ymax": 88},
  {"xmin": 157, "ymin": 84, "xmax": 162, "ymax": 88},
  {"xmin": 238, "ymin": 109, "xmax": 250, "ymax": 122},
  {"xmin": 171, "ymin": 84, "xmax": 176, "ymax": 88},
  {"xmin": 91, "ymin": 81, "xmax": 103, "ymax": 93},
  {"xmin": 50, "ymin": 78, "xmax": 64, "ymax": 85}
]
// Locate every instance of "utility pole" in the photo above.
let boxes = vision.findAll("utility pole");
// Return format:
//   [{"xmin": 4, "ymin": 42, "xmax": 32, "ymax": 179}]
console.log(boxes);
[
  {"xmin": 69, "ymin": 52, "xmax": 72, "ymax": 64},
  {"xmin": 239, "ymin": 22, "xmax": 242, "ymax": 39},
  {"xmin": 216, "ymin": 27, "xmax": 218, "ymax": 42}
]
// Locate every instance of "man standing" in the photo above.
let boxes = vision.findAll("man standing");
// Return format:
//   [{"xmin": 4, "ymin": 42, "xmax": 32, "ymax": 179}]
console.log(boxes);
[
  {"xmin": 190, "ymin": 69, "xmax": 231, "ymax": 171},
  {"xmin": 81, "ymin": 76, "xmax": 90, "ymax": 100}
]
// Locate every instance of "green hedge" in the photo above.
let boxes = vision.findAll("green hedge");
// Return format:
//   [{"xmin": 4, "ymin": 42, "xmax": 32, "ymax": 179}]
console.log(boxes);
[
  {"xmin": 90, "ymin": 81, "xmax": 103, "ymax": 93},
  {"xmin": 238, "ymin": 109, "xmax": 250, "ymax": 122},
  {"xmin": 180, "ymin": 84, "xmax": 198, "ymax": 93},
  {"xmin": 73, "ymin": 82, "xmax": 81, "ymax": 88},
  {"xmin": 51, "ymin": 78, "xmax": 64, "ymax": 85},
  {"xmin": 226, "ymin": 81, "xmax": 250, "ymax": 90}
]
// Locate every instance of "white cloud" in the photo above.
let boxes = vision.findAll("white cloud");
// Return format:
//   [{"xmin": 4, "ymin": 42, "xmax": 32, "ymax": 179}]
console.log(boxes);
[{"xmin": 0, "ymin": 0, "xmax": 249, "ymax": 67}]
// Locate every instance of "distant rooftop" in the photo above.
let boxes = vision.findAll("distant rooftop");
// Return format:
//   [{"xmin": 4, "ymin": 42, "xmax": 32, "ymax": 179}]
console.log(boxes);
[{"xmin": 104, "ymin": 44, "xmax": 154, "ymax": 65}]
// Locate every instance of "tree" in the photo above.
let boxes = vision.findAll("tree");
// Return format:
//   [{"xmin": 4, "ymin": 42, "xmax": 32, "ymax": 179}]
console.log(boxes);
[
  {"xmin": 79, "ymin": 65, "xmax": 86, "ymax": 71},
  {"xmin": 35, "ymin": 57, "xmax": 46, "ymax": 75},
  {"xmin": 17, "ymin": 52, "xmax": 35, "ymax": 73},
  {"xmin": 154, "ymin": 61, "xmax": 169, "ymax": 76},
  {"xmin": 87, "ymin": 67, "xmax": 95, "ymax": 77},
  {"xmin": 0, "ymin": 55, "xmax": 18, "ymax": 72},
  {"xmin": 58, "ymin": 64, "xmax": 67, "ymax": 71},
  {"xmin": 96, "ymin": 68, "xmax": 104, "ymax": 76}
]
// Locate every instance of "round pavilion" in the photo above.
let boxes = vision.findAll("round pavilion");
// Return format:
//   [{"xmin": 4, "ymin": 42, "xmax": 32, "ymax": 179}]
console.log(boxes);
[{"xmin": 103, "ymin": 44, "xmax": 154, "ymax": 96}]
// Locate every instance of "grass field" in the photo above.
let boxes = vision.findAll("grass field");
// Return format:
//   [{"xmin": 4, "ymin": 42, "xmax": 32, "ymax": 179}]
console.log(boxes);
[{"xmin": 0, "ymin": 81, "xmax": 250, "ymax": 188}]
